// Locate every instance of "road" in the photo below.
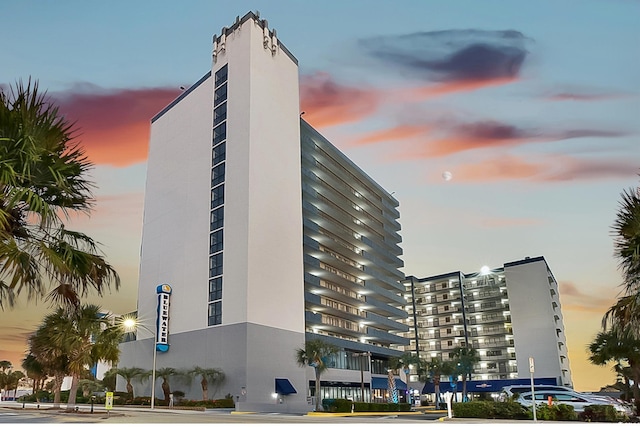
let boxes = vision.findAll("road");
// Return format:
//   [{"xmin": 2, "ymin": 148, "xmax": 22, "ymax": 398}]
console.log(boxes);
[{"xmin": 0, "ymin": 403, "xmax": 445, "ymax": 424}]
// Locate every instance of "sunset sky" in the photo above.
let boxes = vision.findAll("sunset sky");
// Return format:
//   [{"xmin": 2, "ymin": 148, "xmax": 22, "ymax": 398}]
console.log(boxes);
[{"xmin": 1, "ymin": 0, "xmax": 638, "ymax": 392}]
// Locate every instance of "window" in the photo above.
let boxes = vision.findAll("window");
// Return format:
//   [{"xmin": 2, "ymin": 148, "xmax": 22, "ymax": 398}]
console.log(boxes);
[
  {"xmin": 214, "ymin": 83, "xmax": 227, "ymax": 104},
  {"xmin": 211, "ymin": 163, "xmax": 225, "ymax": 187},
  {"xmin": 210, "ymin": 229, "xmax": 223, "ymax": 254},
  {"xmin": 210, "ymin": 207, "xmax": 224, "ymax": 231},
  {"xmin": 445, "ymin": 317, "xmax": 450, "ymax": 323},
  {"xmin": 444, "ymin": 305, "xmax": 450, "ymax": 311},
  {"xmin": 208, "ymin": 301, "xmax": 222, "ymax": 326},
  {"xmin": 212, "ymin": 142, "xmax": 226, "ymax": 165},
  {"xmin": 442, "ymin": 294, "xmax": 448, "ymax": 300},
  {"xmin": 215, "ymin": 64, "xmax": 228, "ymax": 87},
  {"xmin": 211, "ymin": 184, "xmax": 224, "ymax": 209},
  {"xmin": 213, "ymin": 123, "xmax": 226, "ymax": 145},
  {"xmin": 441, "ymin": 283, "xmax": 447, "ymax": 289},
  {"xmin": 209, "ymin": 277, "xmax": 222, "ymax": 301},
  {"xmin": 447, "ymin": 328, "xmax": 452, "ymax": 334},
  {"xmin": 213, "ymin": 103, "xmax": 227, "ymax": 126},
  {"xmin": 209, "ymin": 253, "xmax": 223, "ymax": 277}
]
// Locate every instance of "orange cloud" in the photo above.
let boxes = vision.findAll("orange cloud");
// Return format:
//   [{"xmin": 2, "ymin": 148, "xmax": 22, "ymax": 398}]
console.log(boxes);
[
  {"xmin": 53, "ymin": 87, "xmax": 182, "ymax": 166},
  {"xmin": 407, "ymin": 76, "xmax": 518, "ymax": 101},
  {"xmin": 300, "ymin": 72, "xmax": 381, "ymax": 128},
  {"xmin": 353, "ymin": 124, "xmax": 432, "ymax": 146},
  {"xmin": 559, "ymin": 281, "xmax": 617, "ymax": 314}
]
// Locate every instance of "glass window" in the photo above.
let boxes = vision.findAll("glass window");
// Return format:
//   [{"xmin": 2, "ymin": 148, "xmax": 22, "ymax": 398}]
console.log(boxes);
[
  {"xmin": 210, "ymin": 207, "xmax": 224, "ymax": 231},
  {"xmin": 215, "ymin": 64, "xmax": 228, "ymax": 87},
  {"xmin": 209, "ymin": 253, "xmax": 223, "ymax": 277},
  {"xmin": 209, "ymin": 229, "xmax": 223, "ymax": 254},
  {"xmin": 211, "ymin": 163, "xmax": 225, "ymax": 187},
  {"xmin": 214, "ymin": 83, "xmax": 227, "ymax": 104},
  {"xmin": 208, "ymin": 301, "xmax": 222, "ymax": 326},
  {"xmin": 213, "ymin": 102, "xmax": 227, "ymax": 126},
  {"xmin": 212, "ymin": 142, "xmax": 226, "ymax": 165},
  {"xmin": 211, "ymin": 184, "xmax": 224, "ymax": 209},
  {"xmin": 213, "ymin": 122, "xmax": 226, "ymax": 145},
  {"xmin": 209, "ymin": 277, "xmax": 222, "ymax": 301}
]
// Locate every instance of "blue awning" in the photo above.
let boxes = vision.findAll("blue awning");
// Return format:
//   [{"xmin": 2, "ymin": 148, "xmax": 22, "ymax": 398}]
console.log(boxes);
[
  {"xmin": 275, "ymin": 378, "xmax": 297, "ymax": 395},
  {"xmin": 371, "ymin": 377, "xmax": 407, "ymax": 390}
]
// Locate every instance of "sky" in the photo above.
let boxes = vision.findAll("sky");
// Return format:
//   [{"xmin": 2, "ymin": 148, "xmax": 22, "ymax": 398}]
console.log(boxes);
[{"xmin": 0, "ymin": 0, "xmax": 638, "ymax": 392}]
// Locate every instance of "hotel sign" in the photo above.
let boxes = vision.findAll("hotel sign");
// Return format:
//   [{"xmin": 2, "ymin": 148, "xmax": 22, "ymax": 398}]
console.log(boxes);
[{"xmin": 156, "ymin": 284, "xmax": 172, "ymax": 352}]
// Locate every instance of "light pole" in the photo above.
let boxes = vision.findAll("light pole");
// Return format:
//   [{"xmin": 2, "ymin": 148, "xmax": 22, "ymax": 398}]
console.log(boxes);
[
  {"xmin": 355, "ymin": 352, "xmax": 371, "ymax": 402},
  {"xmin": 122, "ymin": 318, "xmax": 157, "ymax": 410}
]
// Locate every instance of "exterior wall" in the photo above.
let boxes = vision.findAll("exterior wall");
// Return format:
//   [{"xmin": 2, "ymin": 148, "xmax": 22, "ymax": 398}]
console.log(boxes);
[
  {"xmin": 218, "ymin": 15, "xmax": 304, "ymax": 332},
  {"xmin": 136, "ymin": 74, "xmax": 214, "ymax": 338},
  {"xmin": 505, "ymin": 258, "xmax": 572, "ymax": 386},
  {"xmin": 118, "ymin": 324, "xmax": 310, "ymax": 412}
]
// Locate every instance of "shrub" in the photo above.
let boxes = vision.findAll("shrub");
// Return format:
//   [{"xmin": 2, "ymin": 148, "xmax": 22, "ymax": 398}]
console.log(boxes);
[
  {"xmin": 452, "ymin": 401, "xmax": 529, "ymax": 419},
  {"xmin": 399, "ymin": 403, "xmax": 411, "ymax": 412},
  {"xmin": 579, "ymin": 405, "xmax": 621, "ymax": 422},
  {"xmin": 534, "ymin": 403, "xmax": 577, "ymax": 421}
]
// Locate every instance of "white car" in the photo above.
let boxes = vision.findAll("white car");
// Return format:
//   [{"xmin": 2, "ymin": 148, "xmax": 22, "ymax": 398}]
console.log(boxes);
[
  {"xmin": 516, "ymin": 390, "xmax": 629, "ymax": 415},
  {"xmin": 501, "ymin": 385, "xmax": 574, "ymax": 398}
]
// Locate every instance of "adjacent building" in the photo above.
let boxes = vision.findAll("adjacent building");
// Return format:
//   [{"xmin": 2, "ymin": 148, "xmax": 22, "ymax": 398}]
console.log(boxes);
[
  {"xmin": 118, "ymin": 12, "xmax": 407, "ymax": 412},
  {"xmin": 401, "ymin": 256, "xmax": 573, "ymax": 397}
]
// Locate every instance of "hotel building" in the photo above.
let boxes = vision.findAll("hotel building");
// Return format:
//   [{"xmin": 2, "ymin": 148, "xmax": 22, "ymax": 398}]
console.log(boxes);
[
  {"xmin": 401, "ymin": 256, "xmax": 573, "ymax": 396},
  {"xmin": 118, "ymin": 12, "xmax": 408, "ymax": 412}
]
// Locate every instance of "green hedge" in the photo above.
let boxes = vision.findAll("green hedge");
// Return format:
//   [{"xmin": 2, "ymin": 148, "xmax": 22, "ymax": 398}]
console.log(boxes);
[{"xmin": 452, "ymin": 401, "xmax": 529, "ymax": 419}]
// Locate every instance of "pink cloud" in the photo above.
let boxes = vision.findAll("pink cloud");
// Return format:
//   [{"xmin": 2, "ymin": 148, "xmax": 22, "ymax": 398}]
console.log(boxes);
[{"xmin": 52, "ymin": 86, "xmax": 182, "ymax": 166}]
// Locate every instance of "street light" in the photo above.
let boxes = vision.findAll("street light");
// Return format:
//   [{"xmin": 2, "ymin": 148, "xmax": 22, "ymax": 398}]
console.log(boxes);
[{"xmin": 122, "ymin": 317, "xmax": 157, "ymax": 410}]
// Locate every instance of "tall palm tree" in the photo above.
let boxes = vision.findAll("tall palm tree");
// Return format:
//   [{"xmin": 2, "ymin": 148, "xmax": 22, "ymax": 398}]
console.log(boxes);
[
  {"xmin": 28, "ymin": 304, "xmax": 123, "ymax": 410},
  {"xmin": 388, "ymin": 352, "xmax": 422, "ymax": 403},
  {"xmin": 295, "ymin": 338, "xmax": 339, "ymax": 412},
  {"xmin": 588, "ymin": 328, "xmax": 640, "ymax": 415},
  {"xmin": 186, "ymin": 366, "xmax": 226, "ymax": 401},
  {"xmin": 426, "ymin": 357, "xmax": 455, "ymax": 407},
  {"xmin": 116, "ymin": 367, "xmax": 146, "ymax": 399},
  {"xmin": 0, "ymin": 79, "xmax": 120, "ymax": 309},
  {"xmin": 451, "ymin": 346, "xmax": 480, "ymax": 402}
]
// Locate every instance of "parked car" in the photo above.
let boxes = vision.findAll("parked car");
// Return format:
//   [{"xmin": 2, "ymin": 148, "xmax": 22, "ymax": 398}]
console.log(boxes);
[
  {"xmin": 501, "ymin": 384, "xmax": 574, "ymax": 398},
  {"xmin": 515, "ymin": 390, "xmax": 629, "ymax": 415}
]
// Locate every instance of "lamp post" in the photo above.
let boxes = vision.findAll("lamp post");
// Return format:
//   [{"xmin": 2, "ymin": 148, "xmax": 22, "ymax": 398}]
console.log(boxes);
[
  {"xmin": 355, "ymin": 352, "xmax": 371, "ymax": 402},
  {"xmin": 122, "ymin": 318, "xmax": 157, "ymax": 410}
]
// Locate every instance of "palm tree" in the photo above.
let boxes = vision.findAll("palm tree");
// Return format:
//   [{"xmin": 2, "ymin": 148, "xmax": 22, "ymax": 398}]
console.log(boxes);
[
  {"xmin": 27, "ymin": 304, "xmax": 123, "ymax": 410},
  {"xmin": 451, "ymin": 346, "xmax": 480, "ymax": 402},
  {"xmin": 0, "ymin": 79, "xmax": 120, "ymax": 309},
  {"xmin": 0, "ymin": 361, "xmax": 11, "ymax": 373},
  {"xmin": 426, "ymin": 357, "xmax": 455, "ymax": 407},
  {"xmin": 295, "ymin": 338, "xmax": 339, "ymax": 412},
  {"xmin": 153, "ymin": 367, "xmax": 177, "ymax": 405},
  {"xmin": 101, "ymin": 367, "xmax": 117, "ymax": 392},
  {"xmin": 186, "ymin": 366, "xmax": 226, "ymax": 401},
  {"xmin": 4, "ymin": 370, "xmax": 25, "ymax": 400},
  {"xmin": 116, "ymin": 367, "xmax": 146, "ymax": 399},
  {"xmin": 604, "ymin": 180, "xmax": 640, "ymax": 338},
  {"xmin": 388, "ymin": 352, "xmax": 422, "ymax": 403},
  {"xmin": 21, "ymin": 353, "xmax": 46, "ymax": 398},
  {"xmin": 588, "ymin": 328, "xmax": 640, "ymax": 415}
]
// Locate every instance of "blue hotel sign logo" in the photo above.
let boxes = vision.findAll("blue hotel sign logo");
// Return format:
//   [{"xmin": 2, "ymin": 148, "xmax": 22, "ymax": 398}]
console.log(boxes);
[{"xmin": 156, "ymin": 284, "xmax": 172, "ymax": 352}]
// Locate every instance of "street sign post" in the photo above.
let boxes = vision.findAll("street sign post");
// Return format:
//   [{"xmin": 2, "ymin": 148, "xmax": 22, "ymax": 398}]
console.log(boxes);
[{"xmin": 529, "ymin": 357, "xmax": 537, "ymax": 422}]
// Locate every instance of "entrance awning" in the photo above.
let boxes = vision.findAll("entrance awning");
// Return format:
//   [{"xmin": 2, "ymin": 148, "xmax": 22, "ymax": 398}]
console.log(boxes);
[
  {"xmin": 275, "ymin": 378, "xmax": 297, "ymax": 395},
  {"xmin": 371, "ymin": 377, "xmax": 407, "ymax": 390}
]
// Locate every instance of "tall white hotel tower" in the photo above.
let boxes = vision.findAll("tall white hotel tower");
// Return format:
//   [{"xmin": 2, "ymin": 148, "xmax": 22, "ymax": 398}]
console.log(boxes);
[{"xmin": 119, "ymin": 12, "xmax": 407, "ymax": 412}]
